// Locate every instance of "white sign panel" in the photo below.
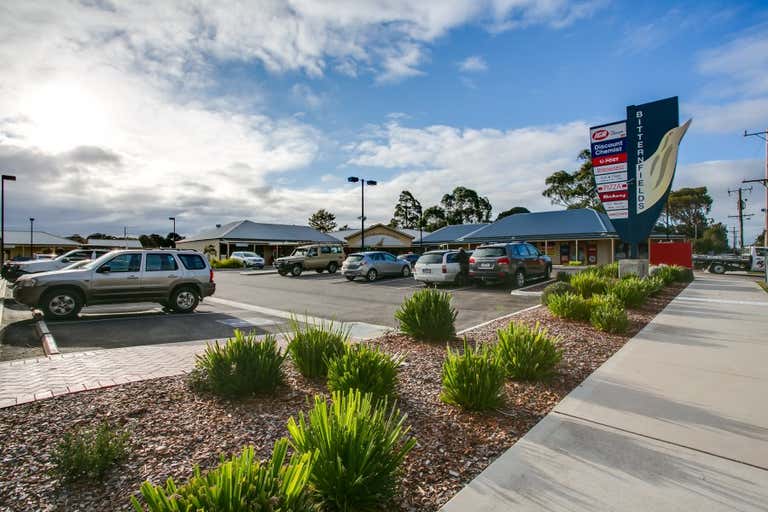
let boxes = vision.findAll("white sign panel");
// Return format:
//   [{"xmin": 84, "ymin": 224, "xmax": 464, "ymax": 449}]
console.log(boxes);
[
  {"xmin": 594, "ymin": 162, "xmax": 628, "ymax": 175},
  {"xmin": 590, "ymin": 122, "xmax": 627, "ymax": 143},
  {"xmin": 607, "ymin": 209, "xmax": 629, "ymax": 219},
  {"xmin": 603, "ymin": 200, "xmax": 629, "ymax": 211},
  {"xmin": 597, "ymin": 182, "xmax": 629, "ymax": 193},
  {"xmin": 595, "ymin": 172, "xmax": 627, "ymax": 184}
]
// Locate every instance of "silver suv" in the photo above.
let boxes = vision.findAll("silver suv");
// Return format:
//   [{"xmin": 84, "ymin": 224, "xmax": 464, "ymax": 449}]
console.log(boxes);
[{"xmin": 13, "ymin": 249, "xmax": 216, "ymax": 320}]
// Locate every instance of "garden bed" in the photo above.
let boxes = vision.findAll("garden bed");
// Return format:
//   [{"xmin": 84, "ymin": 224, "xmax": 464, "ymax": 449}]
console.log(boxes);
[{"xmin": 0, "ymin": 283, "xmax": 686, "ymax": 511}]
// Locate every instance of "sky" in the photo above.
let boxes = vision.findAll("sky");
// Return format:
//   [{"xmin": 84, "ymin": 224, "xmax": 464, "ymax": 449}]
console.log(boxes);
[{"xmin": 1, "ymin": 0, "xmax": 767, "ymax": 243}]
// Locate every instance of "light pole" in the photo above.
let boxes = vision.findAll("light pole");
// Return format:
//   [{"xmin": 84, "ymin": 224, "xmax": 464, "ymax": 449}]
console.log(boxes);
[
  {"xmin": 29, "ymin": 218, "xmax": 34, "ymax": 258},
  {"xmin": 169, "ymin": 216, "xmax": 176, "ymax": 247},
  {"xmin": 1, "ymin": 175, "xmax": 16, "ymax": 267},
  {"xmin": 347, "ymin": 177, "xmax": 377, "ymax": 251}
]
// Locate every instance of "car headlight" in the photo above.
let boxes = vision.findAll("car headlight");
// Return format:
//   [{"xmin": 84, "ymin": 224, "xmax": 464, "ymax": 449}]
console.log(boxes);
[{"xmin": 18, "ymin": 278, "xmax": 37, "ymax": 288}]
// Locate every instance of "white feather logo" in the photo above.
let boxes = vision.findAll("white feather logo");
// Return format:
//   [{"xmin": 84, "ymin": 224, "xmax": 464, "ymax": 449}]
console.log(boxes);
[{"xmin": 637, "ymin": 118, "xmax": 691, "ymax": 213}]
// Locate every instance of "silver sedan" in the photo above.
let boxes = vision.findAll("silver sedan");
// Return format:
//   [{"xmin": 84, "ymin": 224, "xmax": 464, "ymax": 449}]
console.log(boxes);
[{"xmin": 341, "ymin": 251, "xmax": 412, "ymax": 282}]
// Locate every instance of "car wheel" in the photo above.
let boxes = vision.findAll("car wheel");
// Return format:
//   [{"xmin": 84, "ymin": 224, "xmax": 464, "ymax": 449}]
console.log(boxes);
[
  {"xmin": 171, "ymin": 287, "xmax": 199, "ymax": 313},
  {"xmin": 328, "ymin": 262, "xmax": 338, "ymax": 274},
  {"xmin": 345, "ymin": 275, "xmax": 356, "ymax": 281},
  {"xmin": 710, "ymin": 263, "xmax": 726, "ymax": 274},
  {"xmin": 291, "ymin": 264, "xmax": 303, "ymax": 277},
  {"xmin": 41, "ymin": 289, "xmax": 82, "ymax": 321},
  {"xmin": 401, "ymin": 265, "xmax": 411, "ymax": 278},
  {"xmin": 514, "ymin": 270, "xmax": 526, "ymax": 288},
  {"xmin": 366, "ymin": 269, "xmax": 378, "ymax": 282},
  {"xmin": 315, "ymin": 269, "xmax": 324, "ymax": 273},
  {"xmin": 278, "ymin": 270, "xmax": 287, "ymax": 276}
]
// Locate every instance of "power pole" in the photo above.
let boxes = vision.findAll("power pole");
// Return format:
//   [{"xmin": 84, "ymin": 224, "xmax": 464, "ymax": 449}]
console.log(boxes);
[
  {"xmin": 730, "ymin": 225, "xmax": 738, "ymax": 252},
  {"xmin": 744, "ymin": 129, "xmax": 768, "ymax": 247},
  {"xmin": 728, "ymin": 186, "xmax": 753, "ymax": 250}
]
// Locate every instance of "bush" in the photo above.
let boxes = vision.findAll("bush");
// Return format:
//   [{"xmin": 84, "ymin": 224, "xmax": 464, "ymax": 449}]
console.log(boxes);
[
  {"xmin": 547, "ymin": 292, "xmax": 591, "ymax": 321},
  {"xmin": 192, "ymin": 330, "xmax": 285, "ymax": 397},
  {"xmin": 651, "ymin": 264, "xmax": 694, "ymax": 284},
  {"xmin": 326, "ymin": 344, "xmax": 402, "ymax": 400},
  {"xmin": 608, "ymin": 277, "xmax": 648, "ymax": 308},
  {"xmin": 440, "ymin": 339, "xmax": 506, "ymax": 411},
  {"xmin": 495, "ymin": 322, "xmax": 562, "ymax": 381},
  {"xmin": 395, "ymin": 289, "xmax": 457, "ymax": 342},
  {"xmin": 595, "ymin": 262, "xmax": 619, "ymax": 278},
  {"xmin": 541, "ymin": 281, "xmax": 574, "ymax": 305},
  {"xmin": 556, "ymin": 271, "xmax": 571, "ymax": 283},
  {"xmin": 589, "ymin": 294, "xmax": 629, "ymax": 333},
  {"xmin": 569, "ymin": 272, "xmax": 609, "ymax": 298},
  {"xmin": 568, "ymin": 260, "xmax": 583, "ymax": 266},
  {"xmin": 287, "ymin": 390, "xmax": 416, "ymax": 511},
  {"xmin": 209, "ymin": 257, "xmax": 244, "ymax": 269},
  {"xmin": 672, "ymin": 265, "xmax": 695, "ymax": 282},
  {"xmin": 52, "ymin": 423, "xmax": 128, "ymax": 482},
  {"xmin": 641, "ymin": 275, "xmax": 666, "ymax": 296},
  {"xmin": 131, "ymin": 439, "xmax": 314, "ymax": 512},
  {"xmin": 287, "ymin": 318, "xmax": 348, "ymax": 379}
]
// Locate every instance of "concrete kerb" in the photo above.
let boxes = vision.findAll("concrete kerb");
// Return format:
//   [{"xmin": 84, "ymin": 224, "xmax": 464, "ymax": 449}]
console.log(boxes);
[{"xmin": 33, "ymin": 312, "xmax": 59, "ymax": 356}]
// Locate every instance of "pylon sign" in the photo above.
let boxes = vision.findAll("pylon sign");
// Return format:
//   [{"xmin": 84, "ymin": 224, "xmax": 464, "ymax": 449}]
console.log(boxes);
[{"xmin": 590, "ymin": 96, "xmax": 691, "ymax": 245}]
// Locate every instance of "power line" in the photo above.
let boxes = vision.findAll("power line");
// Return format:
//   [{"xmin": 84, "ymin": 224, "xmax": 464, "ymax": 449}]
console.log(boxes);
[{"xmin": 727, "ymin": 186, "xmax": 753, "ymax": 250}]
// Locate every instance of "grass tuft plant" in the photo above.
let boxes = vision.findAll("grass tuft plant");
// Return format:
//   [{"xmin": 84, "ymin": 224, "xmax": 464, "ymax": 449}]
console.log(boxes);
[
  {"xmin": 556, "ymin": 271, "xmax": 571, "ymax": 283},
  {"xmin": 541, "ymin": 281, "xmax": 574, "ymax": 305},
  {"xmin": 287, "ymin": 390, "xmax": 416, "ymax": 512},
  {"xmin": 209, "ymin": 257, "xmax": 244, "ymax": 269},
  {"xmin": 440, "ymin": 339, "xmax": 506, "ymax": 411},
  {"xmin": 546, "ymin": 292, "xmax": 591, "ymax": 321},
  {"xmin": 326, "ymin": 344, "xmax": 402, "ymax": 400},
  {"xmin": 52, "ymin": 422, "xmax": 128, "ymax": 482},
  {"xmin": 395, "ymin": 289, "xmax": 457, "ymax": 342},
  {"xmin": 589, "ymin": 294, "xmax": 629, "ymax": 333},
  {"xmin": 495, "ymin": 322, "xmax": 562, "ymax": 381},
  {"xmin": 131, "ymin": 439, "xmax": 314, "ymax": 512},
  {"xmin": 568, "ymin": 272, "xmax": 609, "ymax": 298},
  {"xmin": 191, "ymin": 330, "xmax": 284, "ymax": 397},
  {"xmin": 608, "ymin": 277, "xmax": 648, "ymax": 308},
  {"xmin": 286, "ymin": 318, "xmax": 348, "ymax": 379}
]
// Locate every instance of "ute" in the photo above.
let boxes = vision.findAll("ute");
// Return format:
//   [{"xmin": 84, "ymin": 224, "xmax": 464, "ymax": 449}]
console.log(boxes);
[{"xmin": 693, "ymin": 246, "xmax": 767, "ymax": 274}]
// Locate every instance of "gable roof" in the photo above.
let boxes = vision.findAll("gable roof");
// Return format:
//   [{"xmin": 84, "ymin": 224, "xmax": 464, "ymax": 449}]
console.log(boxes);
[
  {"xmin": 329, "ymin": 224, "xmax": 430, "ymax": 244},
  {"xmin": 1, "ymin": 230, "xmax": 79, "ymax": 247},
  {"xmin": 421, "ymin": 223, "xmax": 489, "ymax": 244},
  {"xmin": 461, "ymin": 209, "xmax": 614, "ymax": 242},
  {"xmin": 87, "ymin": 238, "xmax": 143, "ymax": 248},
  {"xmin": 181, "ymin": 220, "xmax": 339, "ymax": 244}
]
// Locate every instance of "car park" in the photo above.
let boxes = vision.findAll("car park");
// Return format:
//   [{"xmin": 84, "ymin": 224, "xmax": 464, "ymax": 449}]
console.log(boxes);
[
  {"xmin": 230, "ymin": 251, "xmax": 265, "ymax": 269},
  {"xmin": 413, "ymin": 250, "xmax": 462, "ymax": 286},
  {"xmin": 274, "ymin": 244, "xmax": 345, "ymax": 276},
  {"xmin": 13, "ymin": 249, "xmax": 215, "ymax": 320},
  {"xmin": 469, "ymin": 242, "xmax": 551, "ymax": 287},
  {"xmin": 341, "ymin": 251, "xmax": 412, "ymax": 282},
  {"xmin": 3, "ymin": 248, "xmax": 111, "ymax": 282}
]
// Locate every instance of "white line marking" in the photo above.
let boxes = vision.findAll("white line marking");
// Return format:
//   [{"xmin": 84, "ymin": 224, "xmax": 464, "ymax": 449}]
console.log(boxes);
[
  {"xmin": 456, "ymin": 304, "xmax": 543, "ymax": 335},
  {"xmin": 517, "ymin": 278, "xmax": 554, "ymax": 291},
  {"xmin": 676, "ymin": 297, "xmax": 768, "ymax": 306}
]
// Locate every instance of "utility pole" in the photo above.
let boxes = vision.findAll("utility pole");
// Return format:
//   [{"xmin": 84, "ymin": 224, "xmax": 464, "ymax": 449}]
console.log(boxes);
[
  {"xmin": 730, "ymin": 225, "xmax": 738, "ymax": 252},
  {"xmin": 728, "ymin": 186, "xmax": 753, "ymax": 250},
  {"xmin": 744, "ymin": 129, "xmax": 768, "ymax": 247}
]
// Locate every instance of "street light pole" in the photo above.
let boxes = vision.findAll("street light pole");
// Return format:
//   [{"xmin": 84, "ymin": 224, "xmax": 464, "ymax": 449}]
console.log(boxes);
[
  {"xmin": 347, "ymin": 177, "xmax": 377, "ymax": 251},
  {"xmin": 29, "ymin": 218, "xmax": 34, "ymax": 258},
  {"xmin": 169, "ymin": 216, "xmax": 176, "ymax": 247},
  {"xmin": 1, "ymin": 175, "xmax": 17, "ymax": 267}
]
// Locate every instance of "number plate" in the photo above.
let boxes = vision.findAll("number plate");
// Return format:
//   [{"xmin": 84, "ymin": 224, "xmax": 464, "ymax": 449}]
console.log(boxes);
[
  {"xmin": 422, "ymin": 268, "xmax": 431, "ymax": 274},
  {"xmin": 480, "ymin": 263, "xmax": 492, "ymax": 269}
]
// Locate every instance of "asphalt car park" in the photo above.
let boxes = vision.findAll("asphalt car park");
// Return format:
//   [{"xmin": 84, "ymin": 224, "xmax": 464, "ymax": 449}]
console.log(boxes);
[{"xmin": 1, "ymin": 270, "xmax": 544, "ymax": 358}]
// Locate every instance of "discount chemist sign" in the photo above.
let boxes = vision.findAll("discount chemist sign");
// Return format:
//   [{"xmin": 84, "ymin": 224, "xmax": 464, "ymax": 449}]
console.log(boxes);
[{"xmin": 589, "ymin": 96, "xmax": 691, "ymax": 245}]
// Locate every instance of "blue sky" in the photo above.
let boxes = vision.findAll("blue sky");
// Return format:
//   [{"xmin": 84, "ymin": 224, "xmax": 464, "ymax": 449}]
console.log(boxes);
[{"xmin": 1, "ymin": 0, "xmax": 767, "ymax": 242}]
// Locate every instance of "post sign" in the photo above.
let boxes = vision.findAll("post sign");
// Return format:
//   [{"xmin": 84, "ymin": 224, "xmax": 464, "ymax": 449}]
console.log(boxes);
[{"xmin": 590, "ymin": 96, "xmax": 691, "ymax": 248}]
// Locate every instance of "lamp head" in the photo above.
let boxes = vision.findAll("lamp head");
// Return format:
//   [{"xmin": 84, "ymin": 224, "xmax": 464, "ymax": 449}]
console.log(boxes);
[
  {"xmin": 169, "ymin": 216, "xmax": 175, "ymax": 221},
  {"xmin": 366, "ymin": 180, "xmax": 377, "ymax": 186},
  {"xmin": 347, "ymin": 176, "xmax": 360, "ymax": 183},
  {"xmin": 1, "ymin": 175, "xmax": 16, "ymax": 181}
]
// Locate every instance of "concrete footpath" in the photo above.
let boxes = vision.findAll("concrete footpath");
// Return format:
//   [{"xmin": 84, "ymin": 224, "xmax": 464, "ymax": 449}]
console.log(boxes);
[{"xmin": 443, "ymin": 274, "xmax": 768, "ymax": 511}]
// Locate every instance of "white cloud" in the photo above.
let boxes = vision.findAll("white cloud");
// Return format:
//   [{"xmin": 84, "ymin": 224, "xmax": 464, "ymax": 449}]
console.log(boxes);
[
  {"xmin": 458, "ymin": 56, "xmax": 488, "ymax": 72},
  {"xmin": 291, "ymin": 84, "xmax": 325, "ymax": 109},
  {"xmin": 697, "ymin": 32, "xmax": 768, "ymax": 98},
  {"xmin": 684, "ymin": 98, "xmax": 768, "ymax": 134}
]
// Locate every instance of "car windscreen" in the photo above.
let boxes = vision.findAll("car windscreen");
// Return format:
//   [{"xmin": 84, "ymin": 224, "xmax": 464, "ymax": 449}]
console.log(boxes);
[
  {"xmin": 292, "ymin": 248, "xmax": 307, "ymax": 256},
  {"xmin": 240, "ymin": 252, "xmax": 259, "ymax": 257},
  {"xmin": 347, "ymin": 254, "xmax": 365, "ymax": 262},
  {"xmin": 418, "ymin": 253, "xmax": 444, "ymax": 264},
  {"xmin": 473, "ymin": 247, "xmax": 506, "ymax": 258}
]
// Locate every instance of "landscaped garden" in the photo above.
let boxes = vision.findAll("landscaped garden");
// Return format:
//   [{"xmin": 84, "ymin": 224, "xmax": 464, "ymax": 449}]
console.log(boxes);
[{"xmin": 0, "ymin": 265, "xmax": 693, "ymax": 511}]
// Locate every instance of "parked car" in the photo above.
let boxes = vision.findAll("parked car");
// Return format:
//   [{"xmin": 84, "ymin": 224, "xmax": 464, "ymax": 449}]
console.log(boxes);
[
  {"xmin": 469, "ymin": 242, "xmax": 551, "ymax": 287},
  {"xmin": 397, "ymin": 253, "xmax": 421, "ymax": 267},
  {"xmin": 230, "ymin": 251, "xmax": 265, "ymax": 269},
  {"xmin": 13, "ymin": 249, "xmax": 215, "ymax": 320},
  {"xmin": 341, "ymin": 251, "xmax": 411, "ymax": 282},
  {"xmin": 413, "ymin": 250, "xmax": 462, "ymax": 286},
  {"xmin": 3, "ymin": 248, "xmax": 111, "ymax": 282},
  {"xmin": 274, "ymin": 244, "xmax": 345, "ymax": 276}
]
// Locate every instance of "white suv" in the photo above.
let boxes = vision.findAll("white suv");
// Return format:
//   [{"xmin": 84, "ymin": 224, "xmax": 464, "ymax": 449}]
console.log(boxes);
[{"xmin": 230, "ymin": 251, "xmax": 265, "ymax": 269}]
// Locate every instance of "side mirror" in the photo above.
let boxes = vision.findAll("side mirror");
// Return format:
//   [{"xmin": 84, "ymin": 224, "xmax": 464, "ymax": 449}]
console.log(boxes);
[{"xmin": 97, "ymin": 265, "xmax": 111, "ymax": 273}]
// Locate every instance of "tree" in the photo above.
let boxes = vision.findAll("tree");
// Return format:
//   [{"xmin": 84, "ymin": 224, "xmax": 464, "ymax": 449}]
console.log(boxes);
[
  {"xmin": 390, "ymin": 190, "xmax": 422, "ymax": 229},
  {"xmin": 753, "ymin": 229, "xmax": 767, "ymax": 247},
  {"xmin": 421, "ymin": 205, "xmax": 447, "ymax": 232},
  {"xmin": 542, "ymin": 149, "xmax": 603, "ymax": 211},
  {"xmin": 308, "ymin": 209, "xmax": 337, "ymax": 232},
  {"xmin": 87, "ymin": 232, "xmax": 118, "ymax": 240},
  {"xmin": 338, "ymin": 224, "xmax": 351, "ymax": 230},
  {"xmin": 68, "ymin": 234, "xmax": 87, "ymax": 244},
  {"xmin": 496, "ymin": 206, "xmax": 530, "ymax": 221},
  {"xmin": 667, "ymin": 187, "xmax": 713, "ymax": 239},
  {"xmin": 694, "ymin": 222, "xmax": 729, "ymax": 254},
  {"xmin": 440, "ymin": 186, "xmax": 492, "ymax": 224}
]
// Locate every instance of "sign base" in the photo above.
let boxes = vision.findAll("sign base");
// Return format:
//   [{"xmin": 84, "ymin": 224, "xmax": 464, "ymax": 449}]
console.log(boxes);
[{"xmin": 619, "ymin": 259, "xmax": 649, "ymax": 279}]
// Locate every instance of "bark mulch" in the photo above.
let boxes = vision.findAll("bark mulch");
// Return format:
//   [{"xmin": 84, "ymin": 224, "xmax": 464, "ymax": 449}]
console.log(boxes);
[{"xmin": 0, "ymin": 283, "xmax": 686, "ymax": 512}]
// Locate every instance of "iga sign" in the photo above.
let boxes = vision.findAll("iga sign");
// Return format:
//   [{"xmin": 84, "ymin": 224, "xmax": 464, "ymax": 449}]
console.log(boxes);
[{"xmin": 590, "ymin": 96, "xmax": 691, "ymax": 249}]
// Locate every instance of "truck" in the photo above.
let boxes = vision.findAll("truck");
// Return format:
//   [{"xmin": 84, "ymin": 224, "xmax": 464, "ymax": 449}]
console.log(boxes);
[{"xmin": 692, "ymin": 246, "xmax": 767, "ymax": 274}]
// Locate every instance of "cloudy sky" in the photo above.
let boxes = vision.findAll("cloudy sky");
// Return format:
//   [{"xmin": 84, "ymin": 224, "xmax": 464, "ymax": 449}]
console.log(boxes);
[{"xmin": 1, "ymin": 0, "xmax": 767, "ymax": 242}]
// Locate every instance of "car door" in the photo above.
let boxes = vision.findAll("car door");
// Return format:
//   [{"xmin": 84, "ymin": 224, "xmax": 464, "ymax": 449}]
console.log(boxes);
[
  {"xmin": 305, "ymin": 247, "xmax": 319, "ymax": 269},
  {"xmin": 524, "ymin": 244, "xmax": 545, "ymax": 275},
  {"xmin": 320, "ymin": 246, "xmax": 331, "ymax": 267},
  {"xmin": 382, "ymin": 252, "xmax": 400, "ymax": 275},
  {"xmin": 142, "ymin": 253, "xmax": 182, "ymax": 300},
  {"xmin": 90, "ymin": 253, "xmax": 143, "ymax": 302}
]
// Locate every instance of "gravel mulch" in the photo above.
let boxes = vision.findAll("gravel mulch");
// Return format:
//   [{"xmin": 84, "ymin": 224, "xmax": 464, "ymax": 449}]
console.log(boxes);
[{"xmin": 0, "ymin": 283, "xmax": 686, "ymax": 512}]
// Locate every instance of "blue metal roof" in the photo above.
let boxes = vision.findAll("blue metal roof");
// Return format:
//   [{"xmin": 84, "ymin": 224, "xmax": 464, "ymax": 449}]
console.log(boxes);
[
  {"xmin": 182, "ymin": 220, "xmax": 340, "ymax": 243},
  {"xmin": 421, "ymin": 223, "xmax": 489, "ymax": 244},
  {"xmin": 460, "ymin": 209, "xmax": 615, "ymax": 242}
]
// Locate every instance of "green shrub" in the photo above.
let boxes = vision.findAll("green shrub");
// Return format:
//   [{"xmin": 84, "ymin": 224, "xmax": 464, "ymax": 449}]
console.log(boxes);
[
  {"xmin": 440, "ymin": 339, "xmax": 506, "ymax": 411},
  {"xmin": 131, "ymin": 439, "xmax": 314, "ymax": 512},
  {"xmin": 641, "ymin": 275, "xmax": 666, "ymax": 296},
  {"xmin": 569, "ymin": 272, "xmax": 609, "ymax": 298},
  {"xmin": 568, "ymin": 260, "xmax": 583, "ymax": 266},
  {"xmin": 556, "ymin": 271, "xmax": 571, "ymax": 283},
  {"xmin": 192, "ymin": 330, "xmax": 285, "ymax": 397},
  {"xmin": 495, "ymin": 322, "xmax": 562, "ymax": 381},
  {"xmin": 287, "ymin": 390, "xmax": 416, "ymax": 511},
  {"xmin": 672, "ymin": 265, "xmax": 695, "ymax": 282},
  {"xmin": 547, "ymin": 292, "xmax": 591, "ymax": 321},
  {"xmin": 596, "ymin": 262, "xmax": 619, "ymax": 278},
  {"xmin": 541, "ymin": 281, "xmax": 574, "ymax": 305},
  {"xmin": 651, "ymin": 264, "xmax": 694, "ymax": 284},
  {"xmin": 608, "ymin": 277, "xmax": 648, "ymax": 308},
  {"xmin": 589, "ymin": 294, "xmax": 629, "ymax": 333},
  {"xmin": 209, "ymin": 257, "xmax": 244, "ymax": 269},
  {"xmin": 287, "ymin": 318, "xmax": 348, "ymax": 379},
  {"xmin": 52, "ymin": 423, "xmax": 128, "ymax": 482},
  {"xmin": 395, "ymin": 289, "xmax": 457, "ymax": 342},
  {"xmin": 326, "ymin": 344, "xmax": 402, "ymax": 400}
]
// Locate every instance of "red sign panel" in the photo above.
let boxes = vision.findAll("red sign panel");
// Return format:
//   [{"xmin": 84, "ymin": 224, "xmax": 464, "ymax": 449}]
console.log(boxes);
[
  {"xmin": 598, "ymin": 190, "xmax": 629, "ymax": 202},
  {"xmin": 592, "ymin": 153, "xmax": 627, "ymax": 167}
]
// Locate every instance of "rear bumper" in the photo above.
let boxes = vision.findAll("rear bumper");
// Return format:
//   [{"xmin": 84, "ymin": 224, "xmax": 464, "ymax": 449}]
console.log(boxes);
[
  {"xmin": 341, "ymin": 268, "xmax": 366, "ymax": 277},
  {"xmin": 469, "ymin": 271, "xmax": 510, "ymax": 283},
  {"xmin": 414, "ymin": 272, "xmax": 456, "ymax": 283},
  {"xmin": 202, "ymin": 282, "xmax": 216, "ymax": 297}
]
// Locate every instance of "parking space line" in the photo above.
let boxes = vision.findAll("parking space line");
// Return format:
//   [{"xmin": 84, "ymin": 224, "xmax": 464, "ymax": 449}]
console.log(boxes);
[
  {"xmin": 456, "ymin": 304, "xmax": 543, "ymax": 336},
  {"xmin": 47, "ymin": 311, "xmax": 220, "ymax": 325}
]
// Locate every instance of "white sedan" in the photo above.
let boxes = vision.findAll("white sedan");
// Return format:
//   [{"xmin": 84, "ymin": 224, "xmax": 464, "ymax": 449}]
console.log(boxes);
[
  {"xmin": 413, "ymin": 250, "xmax": 462, "ymax": 286},
  {"xmin": 230, "ymin": 251, "xmax": 265, "ymax": 269}
]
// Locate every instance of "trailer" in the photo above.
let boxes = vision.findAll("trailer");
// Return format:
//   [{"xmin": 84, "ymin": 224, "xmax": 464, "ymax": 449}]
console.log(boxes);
[{"xmin": 693, "ymin": 246, "xmax": 767, "ymax": 274}]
